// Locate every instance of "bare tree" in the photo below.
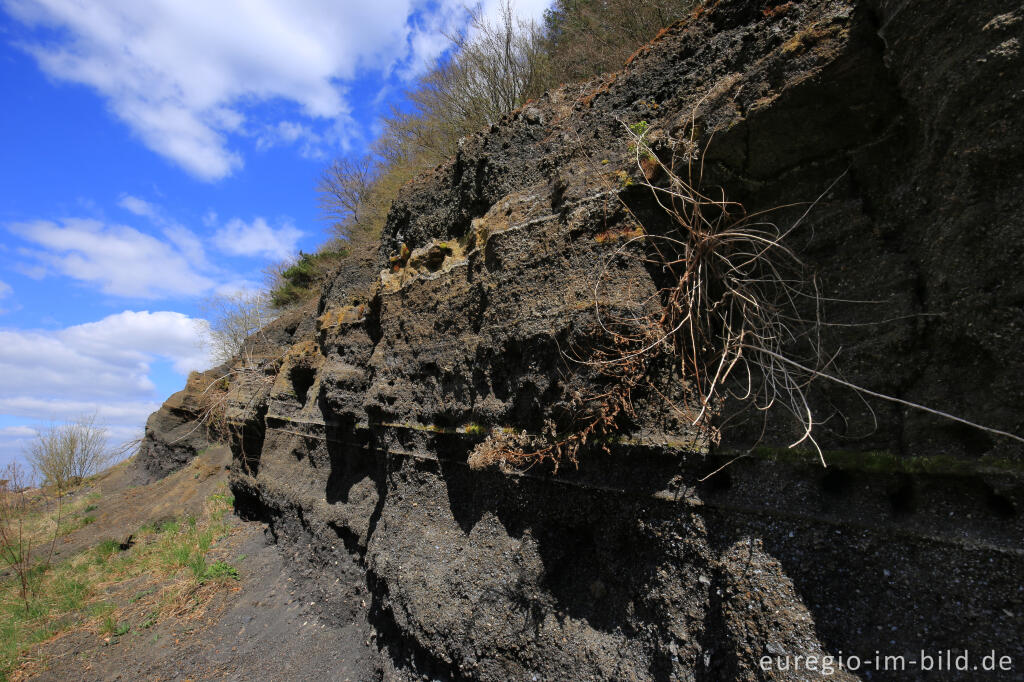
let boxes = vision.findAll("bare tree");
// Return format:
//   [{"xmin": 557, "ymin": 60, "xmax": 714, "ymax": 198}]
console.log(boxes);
[
  {"xmin": 1, "ymin": 461, "xmax": 37, "ymax": 610},
  {"xmin": 199, "ymin": 291, "xmax": 275, "ymax": 367},
  {"xmin": 385, "ymin": 1, "xmax": 550, "ymax": 162},
  {"xmin": 25, "ymin": 414, "xmax": 111, "ymax": 489},
  {"xmin": 318, "ymin": 156, "xmax": 379, "ymax": 236}
]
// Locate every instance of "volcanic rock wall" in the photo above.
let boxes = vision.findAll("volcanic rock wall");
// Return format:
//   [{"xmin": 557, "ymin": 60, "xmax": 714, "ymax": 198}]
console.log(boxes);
[{"xmin": 137, "ymin": 0, "xmax": 1024, "ymax": 679}]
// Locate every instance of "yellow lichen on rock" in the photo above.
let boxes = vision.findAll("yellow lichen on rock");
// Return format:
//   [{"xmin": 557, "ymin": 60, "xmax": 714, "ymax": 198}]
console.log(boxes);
[{"xmin": 317, "ymin": 304, "xmax": 367, "ymax": 331}]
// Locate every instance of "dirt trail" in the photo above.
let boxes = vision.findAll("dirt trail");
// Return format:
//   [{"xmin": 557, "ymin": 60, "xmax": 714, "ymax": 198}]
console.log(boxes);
[{"xmin": 28, "ymin": 520, "xmax": 378, "ymax": 681}]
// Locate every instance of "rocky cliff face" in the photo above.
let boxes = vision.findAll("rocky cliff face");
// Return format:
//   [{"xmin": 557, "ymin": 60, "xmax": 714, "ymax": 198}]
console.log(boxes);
[{"xmin": 136, "ymin": 0, "xmax": 1024, "ymax": 679}]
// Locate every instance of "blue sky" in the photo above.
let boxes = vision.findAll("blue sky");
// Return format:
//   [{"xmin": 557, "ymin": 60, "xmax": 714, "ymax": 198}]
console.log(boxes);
[{"xmin": 0, "ymin": 0, "xmax": 550, "ymax": 469}]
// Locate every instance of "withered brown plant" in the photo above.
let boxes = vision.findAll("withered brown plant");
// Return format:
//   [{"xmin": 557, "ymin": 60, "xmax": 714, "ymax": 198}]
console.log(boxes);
[
  {"xmin": 593, "ymin": 117, "xmax": 1024, "ymax": 463},
  {"xmin": 468, "ymin": 325, "xmax": 655, "ymax": 473},
  {"xmin": 594, "ymin": 120, "xmax": 836, "ymax": 462}
]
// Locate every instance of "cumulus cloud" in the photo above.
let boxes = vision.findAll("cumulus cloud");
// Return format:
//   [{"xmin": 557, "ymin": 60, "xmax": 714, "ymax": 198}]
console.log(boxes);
[
  {"xmin": 2, "ymin": 0, "xmax": 534, "ymax": 180},
  {"xmin": 117, "ymin": 194, "xmax": 159, "ymax": 219},
  {"xmin": 0, "ymin": 310, "xmax": 213, "ymax": 404},
  {"xmin": 254, "ymin": 120, "xmax": 327, "ymax": 159},
  {"xmin": 117, "ymin": 195, "xmax": 215, "ymax": 271},
  {"xmin": 0, "ymin": 310, "xmax": 211, "ymax": 468},
  {"xmin": 9, "ymin": 217, "xmax": 216, "ymax": 298},
  {"xmin": 57, "ymin": 310, "xmax": 212, "ymax": 375},
  {"xmin": 212, "ymin": 217, "xmax": 303, "ymax": 261}
]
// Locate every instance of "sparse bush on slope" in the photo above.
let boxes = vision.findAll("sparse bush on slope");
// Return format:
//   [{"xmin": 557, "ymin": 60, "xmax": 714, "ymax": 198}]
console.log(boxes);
[
  {"xmin": 268, "ymin": 249, "xmax": 349, "ymax": 309},
  {"xmin": 536, "ymin": 0, "xmax": 699, "ymax": 88},
  {"xmin": 26, "ymin": 415, "xmax": 111, "ymax": 490},
  {"xmin": 199, "ymin": 291, "xmax": 276, "ymax": 367}
]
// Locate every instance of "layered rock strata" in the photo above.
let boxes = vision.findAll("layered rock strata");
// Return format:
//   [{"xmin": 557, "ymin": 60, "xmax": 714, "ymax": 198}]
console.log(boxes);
[{"xmin": 138, "ymin": 0, "xmax": 1024, "ymax": 679}]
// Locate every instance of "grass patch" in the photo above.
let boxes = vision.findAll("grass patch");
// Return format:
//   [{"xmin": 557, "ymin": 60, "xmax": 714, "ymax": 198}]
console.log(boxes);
[
  {"xmin": 94, "ymin": 540, "xmax": 120, "ymax": 562},
  {"xmin": 192, "ymin": 558, "xmax": 238, "ymax": 584},
  {"xmin": 0, "ymin": 486, "xmax": 239, "ymax": 679}
]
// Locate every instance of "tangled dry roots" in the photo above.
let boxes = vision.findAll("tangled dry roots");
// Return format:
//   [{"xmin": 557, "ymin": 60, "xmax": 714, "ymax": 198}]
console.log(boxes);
[
  {"xmin": 593, "ymin": 123, "xmax": 839, "ymax": 462},
  {"xmin": 470, "ymin": 122, "xmax": 836, "ymax": 469}
]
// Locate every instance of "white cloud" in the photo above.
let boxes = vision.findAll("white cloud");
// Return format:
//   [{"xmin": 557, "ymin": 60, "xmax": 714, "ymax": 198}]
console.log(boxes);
[
  {"xmin": 0, "ymin": 398, "xmax": 161, "ymax": 424},
  {"xmin": 9, "ymin": 218, "xmax": 215, "ymax": 298},
  {"xmin": 117, "ymin": 194, "xmax": 159, "ymax": 218},
  {"xmin": 257, "ymin": 120, "xmax": 311, "ymax": 147},
  {"xmin": 162, "ymin": 224, "xmax": 211, "ymax": 271},
  {"xmin": 3, "ymin": 0, "xmax": 538, "ymax": 180},
  {"xmin": 0, "ymin": 313, "xmax": 208, "ymax": 468},
  {"xmin": 0, "ymin": 310, "xmax": 213, "ymax": 403},
  {"xmin": 398, "ymin": 2, "xmax": 467, "ymax": 81},
  {"xmin": 117, "ymin": 194, "xmax": 215, "ymax": 271},
  {"xmin": 0, "ymin": 281, "xmax": 14, "ymax": 314},
  {"xmin": 254, "ymin": 120, "xmax": 328, "ymax": 159},
  {"xmin": 0, "ymin": 425, "xmax": 37, "ymax": 438},
  {"xmin": 57, "ymin": 309, "xmax": 212, "ymax": 375},
  {"xmin": 0, "ymin": 427, "xmax": 36, "ymax": 470},
  {"xmin": 212, "ymin": 217, "xmax": 302, "ymax": 261},
  {"xmin": 0, "ymin": 309, "xmax": 212, "ymax": 468},
  {"xmin": 214, "ymin": 279, "xmax": 265, "ymax": 299}
]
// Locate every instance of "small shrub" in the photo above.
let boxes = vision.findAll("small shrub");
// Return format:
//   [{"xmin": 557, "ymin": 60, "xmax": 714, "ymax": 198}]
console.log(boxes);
[
  {"xmin": 199, "ymin": 560, "xmax": 238, "ymax": 583},
  {"xmin": 269, "ymin": 249, "xmax": 348, "ymax": 309},
  {"xmin": 25, "ymin": 414, "xmax": 111, "ymax": 489},
  {"xmin": 94, "ymin": 540, "xmax": 120, "ymax": 561}
]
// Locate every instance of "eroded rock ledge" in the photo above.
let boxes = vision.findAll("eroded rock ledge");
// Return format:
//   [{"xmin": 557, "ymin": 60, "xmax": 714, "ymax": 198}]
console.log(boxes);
[{"xmin": 137, "ymin": 0, "xmax": 1024, "ymax": 679}]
